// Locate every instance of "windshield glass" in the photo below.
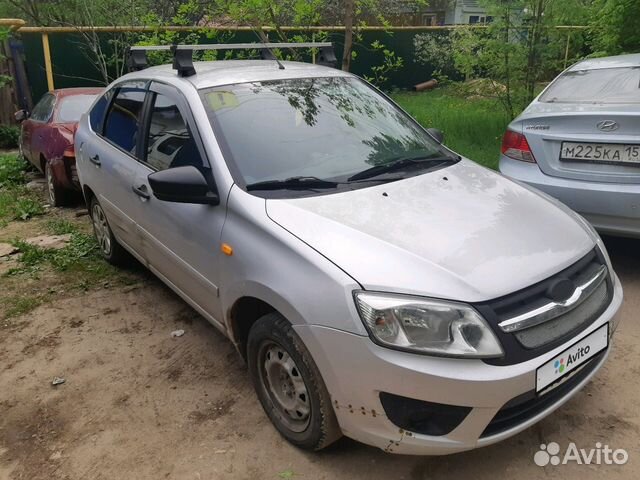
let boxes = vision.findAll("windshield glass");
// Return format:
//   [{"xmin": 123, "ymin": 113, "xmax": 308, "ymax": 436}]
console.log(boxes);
[
  {"xmin": 57, "ymin": 94, "xmax": 99, "ymax": 122},
  {"xmin": 540, "ymin": 67, "xmax": 640, "ymax": 104},
  {"xmin": 200, "ymin": 77, "xmax": 455, "ymax": 193}
]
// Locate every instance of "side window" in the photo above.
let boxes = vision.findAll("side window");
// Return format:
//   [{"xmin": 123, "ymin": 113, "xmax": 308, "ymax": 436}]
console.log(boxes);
[
  {"xmin": 144, "ymin": 92, "xmax": 204, "ymax": 171},
  {"xmin": 30, "ymin": 93, "xmax": 55, "ymax": 122},
  {"xmin": 89, "ymin": 89, "xmax": 114, "ymax": 133},
  {"xmin": 103, "ymin": 86, "xmax": 146, "ymax": 156}
]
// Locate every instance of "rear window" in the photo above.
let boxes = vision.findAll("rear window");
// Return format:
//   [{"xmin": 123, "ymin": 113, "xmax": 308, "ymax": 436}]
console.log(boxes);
[
  {"xmin": 57, "ymin": 94, "xmax": 99, "ymax": 122},
  {"xmin": 540, "ymin": 67, "xmax": 640, "ymax": 104}
]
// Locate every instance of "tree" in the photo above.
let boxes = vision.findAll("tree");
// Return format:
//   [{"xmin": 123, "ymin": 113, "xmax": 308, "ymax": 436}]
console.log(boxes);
[{"xmin": 588, "ymin": 0, "xmax": 640, "ymax": 56}]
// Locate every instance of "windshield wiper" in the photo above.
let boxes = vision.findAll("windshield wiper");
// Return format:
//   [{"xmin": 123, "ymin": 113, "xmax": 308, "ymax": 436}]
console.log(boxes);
[
  {"xmin": 246, "ymin": 176, "xmax": 339, "ymax": 191},
  {"xmin": 347, "ymin": 155, "xmax": 455, "ymax": 182}
]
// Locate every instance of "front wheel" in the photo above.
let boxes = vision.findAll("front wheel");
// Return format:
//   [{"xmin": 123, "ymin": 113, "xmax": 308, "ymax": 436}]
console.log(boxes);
[
  {"xmin": 247, "ymin": 313, "xmax": 342, "ymax": 450},
  {"xmin": 90, "ymin": 197, "xmax": 129, "ymax": 266}
]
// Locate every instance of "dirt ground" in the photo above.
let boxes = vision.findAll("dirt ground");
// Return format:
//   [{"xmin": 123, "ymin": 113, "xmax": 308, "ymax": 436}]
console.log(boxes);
[{"xmin": 1, "ymin": 193, "xmax": 639, "ymax": 479}]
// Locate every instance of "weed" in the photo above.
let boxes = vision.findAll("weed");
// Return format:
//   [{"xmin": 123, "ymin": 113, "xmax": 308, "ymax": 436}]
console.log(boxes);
[
  {"xmin": 3, "ymin": 295, "xmax": 42, "ymax": 319},
  {"xmin": 0, "ymin": 125, "xmax": 19, "ymax": 149},
  {"xmin": 0, "ymin": 154, "xmax": 28, "ymax": 186},
  {"xmin": 0, "ymin": 155, "xmax": 44, "ymax": 223},
  {"xmin": 46, "ymin": 218, "xmax": 78, "ymax": 235}
]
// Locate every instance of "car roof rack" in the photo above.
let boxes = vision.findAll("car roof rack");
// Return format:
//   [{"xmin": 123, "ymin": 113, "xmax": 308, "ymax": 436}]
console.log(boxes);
[{"xmin": 127, "ymin": 42, "xmax": 337, "ymax": 77}]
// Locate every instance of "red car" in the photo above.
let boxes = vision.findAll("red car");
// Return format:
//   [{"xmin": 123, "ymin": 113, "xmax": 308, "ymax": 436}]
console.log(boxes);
[{"xmin": 16, "ymin": 88, "xmax": 103, "ymax": 206}]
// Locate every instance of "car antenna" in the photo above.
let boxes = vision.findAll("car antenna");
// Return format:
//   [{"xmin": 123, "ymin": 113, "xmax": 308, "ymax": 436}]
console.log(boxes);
[{"xmin": 254, "ymin": 31, "xmax": 285, "ymax": 70}]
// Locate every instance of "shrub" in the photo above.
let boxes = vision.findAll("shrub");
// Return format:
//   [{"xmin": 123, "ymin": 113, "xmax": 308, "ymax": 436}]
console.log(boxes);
[{"xmin": 0, "ymin": 125, "xmax": 20, "ymax": 149}]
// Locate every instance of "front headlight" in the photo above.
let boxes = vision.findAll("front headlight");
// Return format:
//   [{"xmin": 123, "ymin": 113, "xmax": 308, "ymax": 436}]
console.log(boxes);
[{"xmin": 354, "ymin": 292, "xmax": 503, "ymax": 358}]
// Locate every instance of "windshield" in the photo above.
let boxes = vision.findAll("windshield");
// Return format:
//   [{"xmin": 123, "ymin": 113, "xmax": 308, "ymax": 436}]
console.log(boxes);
[
  {"xmin": 540, "ymin": 67, "xmax": 640, "ymax": 104},
  {"xmin": 57, "ymin": 94, "xmax": 99, "ymax": 122},
  {"xmin": 200, "ymin": 77, "xmax": 455, "ymax": 195}
]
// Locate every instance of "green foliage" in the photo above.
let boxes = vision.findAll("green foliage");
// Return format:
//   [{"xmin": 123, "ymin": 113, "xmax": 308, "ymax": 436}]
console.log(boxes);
[
  {"xmin": 363, "ymin": 39, "xmax": 403, "ymax": 87},
  {"xmin": 46, "ymin": 217, "xmax": 78, "ymax": 235},
  {"xmin": 413, "ymin": 32, "xmax": 454, "ymax": 82},
  {"xmin": 6, "ymin": 231, "xmax": 117, "ymax": 281},
  {"xmin": 393, "ymin": 88, "xmax": 509, "ymax": 170},
  {"xmin": 0, "ymin": 125, "xmax": 20, "ymax": 149},
  {"xmin": 589, "ymin": 0, "xmax": 640, "ymax": 56},
  {"xmin": 0, "ymin": 155, "xmax": 43, "ymax": 225},
  {"xmin": 3, "ymin": 295, "xmax": 42, "ymax": 319},
  {"xmin": 0, "ymin": 153, "xmax": 28, "ymax": 187}
]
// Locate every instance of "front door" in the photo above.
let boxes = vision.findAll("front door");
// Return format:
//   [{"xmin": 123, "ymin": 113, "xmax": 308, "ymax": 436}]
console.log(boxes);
[{"xmin": 132, "ymin": 82, "xmax": 226, "ymax": 326}]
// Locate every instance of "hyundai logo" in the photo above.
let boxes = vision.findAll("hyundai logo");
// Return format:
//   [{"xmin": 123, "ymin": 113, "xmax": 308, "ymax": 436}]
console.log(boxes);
[{"xmin": 597, "ymin": 120, "xmax": 619, "ymax": 132}]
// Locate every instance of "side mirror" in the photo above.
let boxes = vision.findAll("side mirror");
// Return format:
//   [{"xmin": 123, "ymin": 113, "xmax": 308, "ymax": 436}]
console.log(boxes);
[
  {"xmin": 14, "ymin": 110, "xmax": 27, "ymax": 122},
  {"xmin": 427, "ymin": 128, "xmax": 444, "ymax": 144},
  {"xmin": 148, "ymin": 166, "xmax": 219, "ymax": 205}
]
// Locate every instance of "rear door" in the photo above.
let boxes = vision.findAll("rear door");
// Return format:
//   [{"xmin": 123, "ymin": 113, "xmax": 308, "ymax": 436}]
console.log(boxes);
[
  {"xmin": 522, "ymin": 66, "xmax": 640, "ymax": 184},
  {"xmin": 82, "ymin": 81, "xmax": 149, "ymax": 256},
  {"xmin": 131, "ymin": 82, "xmax": 225, "ymax": 325}
]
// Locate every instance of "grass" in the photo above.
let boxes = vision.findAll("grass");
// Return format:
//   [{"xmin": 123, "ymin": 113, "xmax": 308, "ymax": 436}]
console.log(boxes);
[
  {"xmin": 3, "ymin": 295, "xmax": 44, "ymax": 319},
  {"xmin": 0, "ymin": 154, "xmax": 44, "ymax": 226},
  {"xmin": 392, "ymin": 87, "xmax": 510, "ymax": 170}
]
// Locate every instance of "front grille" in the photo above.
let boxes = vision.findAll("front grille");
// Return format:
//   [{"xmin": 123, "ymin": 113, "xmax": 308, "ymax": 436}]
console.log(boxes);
[
  {"xmin": 475, "ymin": 248, "xmax": 613, "ymax": 365},
  {"xmin": 480, "ymin": 351, "xmax": 605, "ymax": 437},
  {"xmin": 514, "ymin": 279, "xmax": 609, "ymax": 348}
]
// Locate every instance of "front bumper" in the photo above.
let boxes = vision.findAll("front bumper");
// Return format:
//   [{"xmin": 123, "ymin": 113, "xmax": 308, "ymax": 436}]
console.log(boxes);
[
  {"xmin": 294, "ymin": 273, "xmax": 623, "ymax": 455},
  {"xmin": 500, "ymin": 155, "xmax": 640, "ymax": 237}
]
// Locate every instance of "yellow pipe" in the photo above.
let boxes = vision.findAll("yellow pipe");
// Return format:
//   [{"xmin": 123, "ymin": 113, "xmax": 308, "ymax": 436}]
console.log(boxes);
[
  {"xmin": 0, "ymin": 18, "xmax": 25, "ymax": 30},
  {"xmin": 41, "ymin": 32, "xmax": 54, "ymax": 91}
]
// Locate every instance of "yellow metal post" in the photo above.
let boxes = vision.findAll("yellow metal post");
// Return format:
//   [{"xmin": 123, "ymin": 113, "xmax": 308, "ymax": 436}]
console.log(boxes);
[
  {"xmin": 41, "ymin": 32, "xmax": 54, "ymax": 91},
  {"xmin": 564, "ymin": 32, "xmax": 571, "ymax": 69}
]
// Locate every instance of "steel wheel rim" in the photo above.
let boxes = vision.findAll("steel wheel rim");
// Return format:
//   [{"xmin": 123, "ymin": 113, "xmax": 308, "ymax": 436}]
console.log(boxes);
[
  {"xmin": 258, "ymin": 340, "xmax": 311, "ymax": 433},
  {"xmin": 92, "ymin": 203, "xmax": 111, "ymax": 256},
  {"xmin": 46, "ymin": 163, "xmax": 56, "ymax": 205}
]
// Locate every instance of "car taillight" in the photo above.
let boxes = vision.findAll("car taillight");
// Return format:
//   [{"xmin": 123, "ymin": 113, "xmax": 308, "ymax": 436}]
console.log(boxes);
[
  {"xmin": 501, "ymin": 130, "xmax": 536, "ymax": 163},
  {"xmin": 63, "ymin": 145, "xmax": 75, "ymax": 157}
]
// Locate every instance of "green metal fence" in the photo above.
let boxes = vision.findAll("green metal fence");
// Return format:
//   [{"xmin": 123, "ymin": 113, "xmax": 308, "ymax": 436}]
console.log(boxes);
[{"xmin": 15, "ymin": 25, "xmax": 586, "ymax": 102}]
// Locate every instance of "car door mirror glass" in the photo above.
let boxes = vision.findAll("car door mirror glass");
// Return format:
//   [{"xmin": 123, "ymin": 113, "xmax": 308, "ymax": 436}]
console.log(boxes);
[
  {"xmin": 427, "ymin": 128, "xmax": 444, "ymax": 144},
  {"xmin": 148, "ymin": 165, "xmax": 219, "ymax": 205},
  {"xmin": 14, "ymin": 110, "xmax": 27, "ymax": 122}
]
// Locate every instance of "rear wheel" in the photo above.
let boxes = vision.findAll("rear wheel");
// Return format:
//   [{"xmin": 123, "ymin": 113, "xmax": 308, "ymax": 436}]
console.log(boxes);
[
  {"xmin": 247, "ymin": 313, "xmax": 342, "ymax": 450},
  {"xmin": 90, "ymin": 197, "xmax": 129, "ymax": 265},
  {"xmin": 45, "ymin": 161, "xmax": 69, "ymax": 207}
]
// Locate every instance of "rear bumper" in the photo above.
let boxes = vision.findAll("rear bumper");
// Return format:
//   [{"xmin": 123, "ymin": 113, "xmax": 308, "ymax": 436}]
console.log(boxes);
[
  {"xmin": 50, "ymin": 156, "xmax": 80, "ymax": 190},
  {"xmin": 500, "ymin": 156, "xmax": 640, "ymax": 237}
]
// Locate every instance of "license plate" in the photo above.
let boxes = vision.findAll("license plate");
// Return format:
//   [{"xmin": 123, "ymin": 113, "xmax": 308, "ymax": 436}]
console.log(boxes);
[
  {"xmin": 561, "ymin": 142, "xmax": 640, "ymax": 164},
  {"xmin": 536, "ymin": 324, "xmax": 608, "ymax": 393}
]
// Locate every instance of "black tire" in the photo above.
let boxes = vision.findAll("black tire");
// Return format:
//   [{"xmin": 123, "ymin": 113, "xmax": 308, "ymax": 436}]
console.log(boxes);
[
  {"xmin": 89, "ymin": 196, "xmax": 129, "ymax": 266},
  {"xmin": 45, "ymin": 161, "xmax": 70, "ymax": 207},
  {"xmin": 247, "ymin": 312, "xmax": 342, "ymax": 450}
]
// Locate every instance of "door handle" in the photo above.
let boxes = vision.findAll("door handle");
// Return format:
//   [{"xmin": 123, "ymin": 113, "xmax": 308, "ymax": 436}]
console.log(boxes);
[
  {"xmin": 89, "ymin": 154, "xmax": 101, "ymax": 166},
  {"xmin": 132, "ymin": 184, "xmax": 151, "ymax": 199}
]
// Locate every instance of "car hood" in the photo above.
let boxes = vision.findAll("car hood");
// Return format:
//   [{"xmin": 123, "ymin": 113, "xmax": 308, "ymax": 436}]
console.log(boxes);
[{"xmin": 265, "ymin": 159, "xmax": 595, "ymax": 302}]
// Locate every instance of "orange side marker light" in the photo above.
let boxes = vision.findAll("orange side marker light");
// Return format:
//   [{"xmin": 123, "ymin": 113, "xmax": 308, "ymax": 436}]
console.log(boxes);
[{"xmin": 221, "ymin": 243, "xmax": 233, "ymax": 256}]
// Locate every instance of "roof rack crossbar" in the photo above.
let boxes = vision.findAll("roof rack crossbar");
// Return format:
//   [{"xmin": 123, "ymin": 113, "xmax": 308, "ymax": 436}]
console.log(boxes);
[{"xmin": 127, "ymin": 42, "xmax": 337, "ymax": 75}]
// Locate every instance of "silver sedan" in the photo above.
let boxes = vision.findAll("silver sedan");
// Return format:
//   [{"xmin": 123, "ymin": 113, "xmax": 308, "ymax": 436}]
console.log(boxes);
[
  {"xmin": 76, "ymin": 49, "xmax": 622, "ymax": 455},
  {"xmin": 500, "ymin": 53, "xmax": 640, "ymax": 237}
]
